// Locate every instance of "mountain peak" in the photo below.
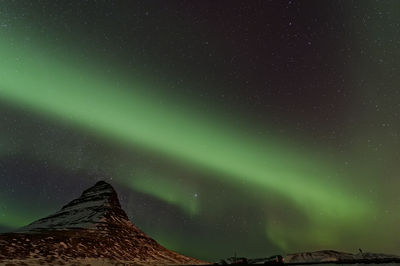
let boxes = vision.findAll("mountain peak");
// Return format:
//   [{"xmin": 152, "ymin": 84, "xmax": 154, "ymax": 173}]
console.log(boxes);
[
  {"xmin": 61, "ymin": 180, "xmax": 124, "ymax": 211},
  {"xmin": 88, "ymin": 180, "xmax": 114, "ymax": 192},
  {"xmin": 2, "ymin": 181, "xmax": 206, "ymax": 265},
  {"xmin": 94, "ymin": 180, "xmax": 111, "ymax": 186},
  {"xmin": 20, "ymin": 180, "xmax": 129, "ymax": 232}
]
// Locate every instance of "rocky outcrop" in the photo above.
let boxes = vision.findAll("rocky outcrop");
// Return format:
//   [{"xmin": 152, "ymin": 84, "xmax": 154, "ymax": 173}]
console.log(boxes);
[{"xmin": 0, "ymin": 181, "xmax": 207, "ymax": 265}]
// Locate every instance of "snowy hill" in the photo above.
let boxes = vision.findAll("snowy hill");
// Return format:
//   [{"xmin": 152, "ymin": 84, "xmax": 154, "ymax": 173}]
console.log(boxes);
[
  {"xmin": 0, "ymin": 181, "xmax": 207, "ymax": 265},
  {"xmin": 284, "ymin": 250, "xmax": 400, "ymax": 264}
]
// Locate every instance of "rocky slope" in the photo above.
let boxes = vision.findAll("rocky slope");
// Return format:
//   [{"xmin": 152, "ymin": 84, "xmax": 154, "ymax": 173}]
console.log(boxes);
[{"xmin": 0, "ymin": 181, "xmax": 207, "ymax": 265}]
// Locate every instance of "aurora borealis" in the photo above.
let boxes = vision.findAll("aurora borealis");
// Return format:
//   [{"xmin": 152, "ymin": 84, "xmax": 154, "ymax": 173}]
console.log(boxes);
[{"xmin": 1, "ymin": 0, "xmax": 400, "ymax": 261}]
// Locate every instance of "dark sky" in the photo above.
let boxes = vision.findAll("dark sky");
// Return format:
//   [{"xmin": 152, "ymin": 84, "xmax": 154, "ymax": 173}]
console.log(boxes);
[{"xmin": 0, "ymin": 0, "xmax": 400, "ymax": 261}]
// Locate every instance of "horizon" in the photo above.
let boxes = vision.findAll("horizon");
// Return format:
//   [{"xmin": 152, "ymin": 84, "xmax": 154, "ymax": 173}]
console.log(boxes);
[{"xmin": 3, "ymin": 180, "xmax": 399, "ymax": 263}]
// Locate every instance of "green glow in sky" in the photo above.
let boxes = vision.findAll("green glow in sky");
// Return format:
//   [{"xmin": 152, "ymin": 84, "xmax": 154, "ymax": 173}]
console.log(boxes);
[
  {"xmin": 0, "ymin": 29, "xmax": 374, "ymax": 251},
  {"xmin": 0, "ymin": 196, "xmax": 50, "ymax": 228},
  {"xmin": 120, "ymin": 172, "xmax": 200, "ymax": 216}
]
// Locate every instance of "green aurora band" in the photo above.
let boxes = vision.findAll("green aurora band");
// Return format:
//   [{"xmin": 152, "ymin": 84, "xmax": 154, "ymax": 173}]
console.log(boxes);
[{"xmin": 0, "ymin": 29, "xmax": 375, "ymax": 250}]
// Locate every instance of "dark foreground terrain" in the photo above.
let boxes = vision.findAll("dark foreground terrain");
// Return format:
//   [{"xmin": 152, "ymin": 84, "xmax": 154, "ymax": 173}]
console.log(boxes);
[{"xmin": 217, "ymin": 250, "xmax": 400, "ymax": 265}]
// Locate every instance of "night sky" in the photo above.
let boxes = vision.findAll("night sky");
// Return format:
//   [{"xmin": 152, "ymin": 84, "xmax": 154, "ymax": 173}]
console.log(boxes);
[{"xmin": 1, "ymin": 0, "xmax": 400, "ymax": 261}]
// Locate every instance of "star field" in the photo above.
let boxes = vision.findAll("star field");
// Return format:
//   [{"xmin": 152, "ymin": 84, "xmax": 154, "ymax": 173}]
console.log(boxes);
[{"xmin": 0, "ymin": 0, "xmax": 400, "ymax": 261}]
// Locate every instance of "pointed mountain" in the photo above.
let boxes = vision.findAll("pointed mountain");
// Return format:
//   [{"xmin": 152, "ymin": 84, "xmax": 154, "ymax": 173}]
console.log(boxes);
[
  {"xmin": 0, "ymin": 181, "xmax": 207, "ymax": 265},
  {"xmin": 20, "ymin": 181, "xmax": 130, "ymax": 232}
]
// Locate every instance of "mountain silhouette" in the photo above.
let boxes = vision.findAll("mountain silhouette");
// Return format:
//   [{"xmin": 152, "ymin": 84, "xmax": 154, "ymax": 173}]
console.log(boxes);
[{"xmin": 0, "ymin": 181, "xmax": 207, "ymax": 265}]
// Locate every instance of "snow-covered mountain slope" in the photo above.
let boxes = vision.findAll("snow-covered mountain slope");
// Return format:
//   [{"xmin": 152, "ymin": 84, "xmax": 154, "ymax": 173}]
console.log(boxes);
[
  {"xmin": 285, "ymin": 250, "xmax": 400, "ymax": 264},
  {"xmin": 19, "ymin": 181, "xmax": 130, "ymax": 232},
  {"xmin": 0, "ymin": 181, "xmax": 207, "ymax": 265}
]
